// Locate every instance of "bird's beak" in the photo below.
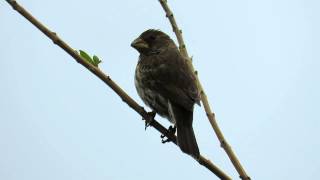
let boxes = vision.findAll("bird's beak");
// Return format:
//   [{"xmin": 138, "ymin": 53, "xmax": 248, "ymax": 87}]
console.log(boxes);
[{"xmin": 131, "ymin": 37, "xmax": 149, "ymax": 50}]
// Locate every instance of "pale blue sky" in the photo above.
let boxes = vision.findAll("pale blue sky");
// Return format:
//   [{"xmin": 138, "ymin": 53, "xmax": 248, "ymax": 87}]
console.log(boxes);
[{"xmin": 1, "ymin": 0, "xmax": 319, "ymax": 179}]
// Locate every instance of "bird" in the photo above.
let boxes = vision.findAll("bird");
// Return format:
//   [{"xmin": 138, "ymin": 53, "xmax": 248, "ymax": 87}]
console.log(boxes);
[{"xmin": 131, "ymin": 29, "xmax": 200, "ymax": 158}]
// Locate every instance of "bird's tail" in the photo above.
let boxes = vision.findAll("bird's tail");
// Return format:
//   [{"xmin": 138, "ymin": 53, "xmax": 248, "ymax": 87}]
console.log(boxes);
[
  {"xmin": 168, "ymin": 101, "xmax": 200, "ymax": 158},
  {"xmin": 176, "ymin": 123, "xmax": 200, "ymax": 159}
]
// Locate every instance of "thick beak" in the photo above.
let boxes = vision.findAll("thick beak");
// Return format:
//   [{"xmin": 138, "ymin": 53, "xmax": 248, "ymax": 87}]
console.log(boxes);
[{"xmin": 131, "ymin": 37, "xmax": 149, "ymax": 50}]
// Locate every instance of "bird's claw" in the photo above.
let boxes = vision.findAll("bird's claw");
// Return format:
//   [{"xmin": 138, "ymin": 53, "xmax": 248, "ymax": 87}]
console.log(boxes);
[
  {"xmin": 161, "ymin": 125, "xmax": 176, "ymax": 144},
  {"xmin": 144, "ymin": 111, "xmax": 156, "ymax": 130}
]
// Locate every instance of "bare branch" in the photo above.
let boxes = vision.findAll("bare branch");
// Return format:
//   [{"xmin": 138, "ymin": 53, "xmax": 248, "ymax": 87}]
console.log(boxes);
[
  {"xmin": 158, "ymin": 0, "xmax": 251, "ymax": 179},
  {"xmin": 4, "ymin": 0, "xmax": 231, "ymax": 179}
]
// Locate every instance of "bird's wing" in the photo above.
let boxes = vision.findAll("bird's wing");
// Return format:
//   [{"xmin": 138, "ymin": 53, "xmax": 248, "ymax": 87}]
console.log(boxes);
[{"xmin": 146, "ymin": 49, "xmax": 200, "ymax": 111}]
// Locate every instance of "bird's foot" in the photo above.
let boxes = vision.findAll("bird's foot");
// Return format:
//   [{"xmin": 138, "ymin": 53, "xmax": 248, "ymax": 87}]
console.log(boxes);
[
  {"xmin": 144, "ymin": 111, "xmax": 156, "ymax": 130},
  {"xmin": 161, "ymin": 125, "xmax": 176, "ymax": 144}
]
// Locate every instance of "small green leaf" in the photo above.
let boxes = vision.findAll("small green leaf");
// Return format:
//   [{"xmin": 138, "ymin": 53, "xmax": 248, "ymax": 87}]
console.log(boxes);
[
  {"xmin": 79, "ymin": 50, "xmax": 102, "ymax": 67},
  {"xmin": 92, "ymin": 55, "xmax": 102, "ymax": 66},
  {"xmin": 79, "ymin": 50, "xmax": 93, "ymax": 64}
]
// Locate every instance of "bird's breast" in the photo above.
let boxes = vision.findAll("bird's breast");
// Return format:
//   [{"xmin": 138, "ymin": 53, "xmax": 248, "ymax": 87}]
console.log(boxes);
[{"xmin": 134, "ymin": 63, "xmax": 170, "ymax": 119}]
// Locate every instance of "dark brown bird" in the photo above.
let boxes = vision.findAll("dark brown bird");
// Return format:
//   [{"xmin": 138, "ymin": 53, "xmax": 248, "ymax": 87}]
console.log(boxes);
[{"xmin": 131, "ymin": 29, "xmax": 200, "ymax": 158}]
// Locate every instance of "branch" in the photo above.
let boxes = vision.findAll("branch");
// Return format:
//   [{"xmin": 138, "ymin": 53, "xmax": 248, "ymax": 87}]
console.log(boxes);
[
  {"xmin": 5, "ymin": 0, "xmax": 231, "ymax": 179},
  {"xmin": 158, "ymin": 0, "xmax": 251, "ymax": 180}
]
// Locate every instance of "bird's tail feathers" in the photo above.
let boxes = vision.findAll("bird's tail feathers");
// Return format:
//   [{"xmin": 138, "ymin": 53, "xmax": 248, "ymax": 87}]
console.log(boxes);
[
  {"xmin": 176, "ymin": 124, "xmax": 200, "ymax": 159},
  {"xmin": 168, "ymin": 101, "xmax": 200, "ymax": 158}
]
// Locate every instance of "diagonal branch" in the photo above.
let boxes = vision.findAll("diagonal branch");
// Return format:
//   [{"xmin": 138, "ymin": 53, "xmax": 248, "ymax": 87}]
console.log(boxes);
[
  {"xmin": 5, "ymin": 0, "xmax": 231, "ymax": 179},
  {"xmin": 158, "ymin": 0, "xmax": 251, "ymax": 180}
]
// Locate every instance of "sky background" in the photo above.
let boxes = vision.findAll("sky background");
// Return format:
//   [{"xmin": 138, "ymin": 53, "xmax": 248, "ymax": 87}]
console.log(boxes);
[{"xmin": 1, "ymin": 0, "xmax": 319, "ymax": 179}]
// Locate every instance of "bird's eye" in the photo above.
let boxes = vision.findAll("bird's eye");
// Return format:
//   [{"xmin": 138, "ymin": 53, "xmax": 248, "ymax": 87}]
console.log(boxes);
[{"xmin": 149, "ymin": 35, "xmax": 156, "ymax": 41}]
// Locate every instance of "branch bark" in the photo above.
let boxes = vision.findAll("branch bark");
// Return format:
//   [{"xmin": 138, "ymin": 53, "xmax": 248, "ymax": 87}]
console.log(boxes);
[
  {"xmin": 5, "ymin": 0, "xmax": 231, "ymax": 179},
  {"xmin": 158, "ymin": 0, "xmax": 251, "ymax": 180}
]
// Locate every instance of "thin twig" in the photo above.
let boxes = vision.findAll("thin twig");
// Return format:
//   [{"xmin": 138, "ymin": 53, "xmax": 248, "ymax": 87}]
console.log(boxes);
[
  {"xmin": 5, "ymin": 0, "xmax": 231, "ymax": 179},
  {"xmin": 158, "ymin": 0, "xmax": 251, "ymax": 179}
]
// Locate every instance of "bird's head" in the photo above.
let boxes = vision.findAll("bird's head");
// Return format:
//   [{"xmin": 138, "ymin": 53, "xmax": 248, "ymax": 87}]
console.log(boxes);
[{"xmin": 131, "ymin": 29, "xmax": 176, "ymax": 55}]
